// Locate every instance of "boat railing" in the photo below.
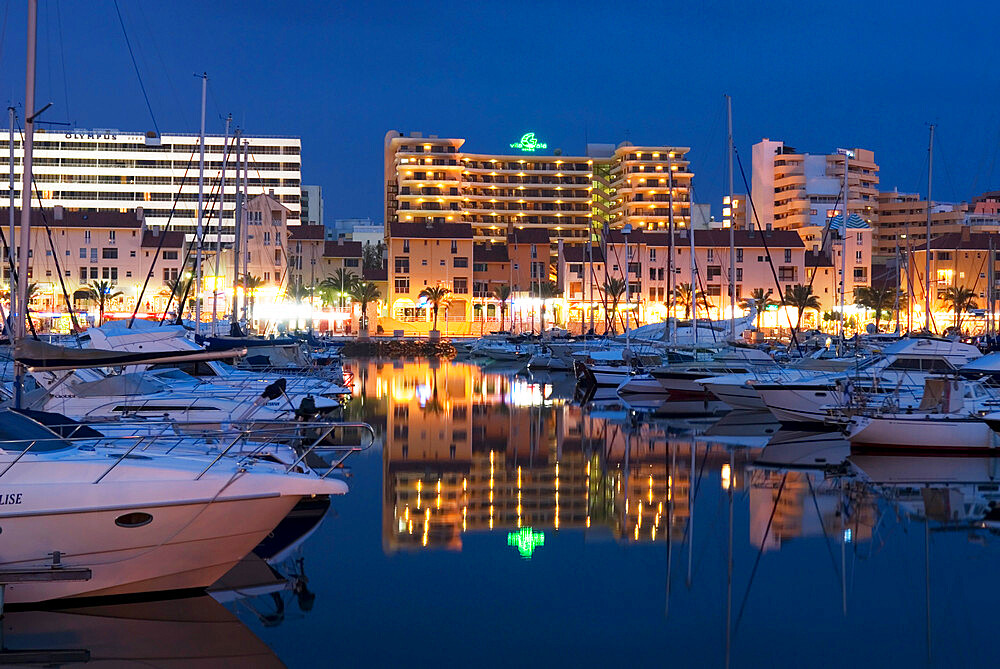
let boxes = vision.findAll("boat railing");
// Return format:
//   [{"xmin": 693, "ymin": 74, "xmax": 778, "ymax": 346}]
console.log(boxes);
[{"xmin": 0, "ymin": 419, "xmax": 377, "ymax": 483}]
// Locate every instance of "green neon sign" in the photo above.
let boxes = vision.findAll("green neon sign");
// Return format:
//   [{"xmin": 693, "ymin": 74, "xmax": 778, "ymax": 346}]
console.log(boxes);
[
  {"xmin": 510, "ymin": 132, "xmax": 547, "ymax": 152},
  {"xmin": 507, "ymin": 527, "xmax": 545, "ymax": 558}
]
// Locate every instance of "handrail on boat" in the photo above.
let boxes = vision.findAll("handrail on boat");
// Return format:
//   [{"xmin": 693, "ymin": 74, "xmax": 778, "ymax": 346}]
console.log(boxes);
[
  {"xmin": 0, "ymin": 440, "xmax": 38, "ymax": 479},
  {"xmin": 0, "ymin": 418, "xmax": 377, "ymax": 482},
  {"xmin": 282, "ymin": 422, "xmax": 377, "ymax": 478},
  {"xmin": 93, "ymin": 436, "xmax": 146, "ymax": 483}
]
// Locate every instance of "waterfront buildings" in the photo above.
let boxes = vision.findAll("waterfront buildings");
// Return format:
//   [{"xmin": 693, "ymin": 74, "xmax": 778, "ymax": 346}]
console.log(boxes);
[
  {"xmin": 0, "ymin": 129, "xmax": 302, "ymax": 235},
  {"xmin": 557, "ymin": 228, "xmax": 808, "ymax": 329},
  {"xmin": 874, "ymin": 190, "xmax": 1000, "ymax": 259},
  {"xmin": 904, "ymin": 230, "xmax": 1000, "ymax": 331},
  {"xmin": 300, "ymin": 185, "xmax": 323, "ymax": 226},
  {"xmin": 383, "ymin": 131, "xmax": 693, "ymax": 247},
  {"xmin": 751, "ymin": 140, "xmax": 878, "ymax": 245},
  {"xmin": 383, "ymin": 131, "xmax": 695, "ymax": 331},
  {"xmin": 750, "ymin": 139, "xmax": 875, "ymax": 315}
]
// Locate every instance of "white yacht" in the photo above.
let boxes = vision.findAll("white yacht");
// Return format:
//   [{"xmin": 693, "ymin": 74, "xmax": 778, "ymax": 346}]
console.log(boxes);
[
  {"xmin": 85, "ymin": 323, "xmax": 351, "ymax": 397},
  {"xmin": 0, "ymin": 409, "xmax": 348, "ymax": 604},
  {"xmin": 845, "ymin": 377, "xmax": 1000, "ymax": 454},
  {"xmin": 649, "ymin": 346, "xmax": 777, "ymax": 398},
  {"xmin": 751, "ymin": 337, "xmax": 982, "ymax": 424}
]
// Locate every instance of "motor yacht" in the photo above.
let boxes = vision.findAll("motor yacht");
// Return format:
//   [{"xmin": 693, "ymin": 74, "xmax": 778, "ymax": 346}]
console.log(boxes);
[
  {"xmin": 751, "ymin": 337, "xmax": 981, "ymax": 425},
  {"xmin": 0, "ymin": 409, "xmax": 348, "ymax": 604}
]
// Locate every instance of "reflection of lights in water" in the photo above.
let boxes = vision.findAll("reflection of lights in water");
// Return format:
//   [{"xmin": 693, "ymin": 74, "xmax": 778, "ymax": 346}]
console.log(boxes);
[
  {"xmin": 507, "ymin": 527, "xmax": 545, "ymax": 558},
  {"xmin": 844, "ymin": 528, "xmax": 852, "ymax": 543},
  {"xmin": 415, "ymin": 384, "xmax": 431, "ymax": 407},
  {"xmin": 721, "ymin": 463, "xmax": 732, "ymax": 490},
  {"xmin": 507, "ymin": 380, "xmax": 557, "ymax": 407}
]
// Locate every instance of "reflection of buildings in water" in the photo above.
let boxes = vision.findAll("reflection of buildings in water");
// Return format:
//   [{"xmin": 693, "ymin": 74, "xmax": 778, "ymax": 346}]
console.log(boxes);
[
  {"xmin": 379, "ymin": 360, "xmax": 763, "ymax": 551},
  {"xmin": 850, "ymin": 455, "xmax": 1000, "ymax": 526},
  {"xmin": 594, "ymin": 425, "xmax": 761, "ymax": 543},
  {"xmin": 749, "ymin": 470, "xmax": 878, "ymax": 552},
  {"xmin": 385, "ymin": 399, "xmax": 590, "ymax": 552},
  {"xmin": 1, "ymin": 595, "xmax": 282, "ymax": 666}
]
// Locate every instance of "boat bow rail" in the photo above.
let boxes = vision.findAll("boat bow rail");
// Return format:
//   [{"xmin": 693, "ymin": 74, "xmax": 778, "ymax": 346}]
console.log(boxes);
[{"xmin": 0, "ymin": 417, "xmax": 377, "ymax": 484}]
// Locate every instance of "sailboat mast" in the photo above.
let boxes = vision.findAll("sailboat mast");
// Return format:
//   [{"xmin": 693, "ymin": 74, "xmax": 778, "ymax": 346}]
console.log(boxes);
[
  {"xmin": 241, "ymin": 140, "xmax": 250, "ymax": 326},
  {"xmin": 14, "ymin": 0, "xmax": 37, "ymax": 408},
  {"xmin": 212, "ymin": 114, "xmax": 231, "ymax": 335},
  {"xmin": 668, "ymin": 152, "xmax": 676, "ymax": 345},
  {"xmin": 925, "ymin": 124, "xmax": 935, "ymax": 332},
  {"xmin": 194, "ymin": 73, "xmax": 207, "ymax": 335},
  {"xmin": 624, "ymin": 224, "xmax": 631, "ymax": 351},
  {"xmin": 893, "ymin": 234, "xmax": 903, "ymax": 334},
  {"xmin": 8, "ymin": 107, "xmax": 16, "ymax": 330},
  {"xmin": 726, "ymin": 95, "xmax": 735, "ymax": 341},
  {"xmin": 689, "ymin": 211, "xmax": 697, "ymax": 347},
  {"xmin": 230, "ymin": 129, "xmax": 243, "ymax": 326},
  {"xmin": 839, "ymin": 150, "xmax": 849, "ymax": 351}
]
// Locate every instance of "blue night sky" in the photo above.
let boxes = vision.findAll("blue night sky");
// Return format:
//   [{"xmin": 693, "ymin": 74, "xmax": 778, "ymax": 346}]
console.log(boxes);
[{"xmin": 0, "ymin": 0, "xmax": 997, "ymax": 220}]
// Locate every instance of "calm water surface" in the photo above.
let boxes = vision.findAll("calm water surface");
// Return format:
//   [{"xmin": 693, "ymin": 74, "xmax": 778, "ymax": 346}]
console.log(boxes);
[{"xmin": 6, "ymin": 358, "xmax": 999, "ymax": 667}]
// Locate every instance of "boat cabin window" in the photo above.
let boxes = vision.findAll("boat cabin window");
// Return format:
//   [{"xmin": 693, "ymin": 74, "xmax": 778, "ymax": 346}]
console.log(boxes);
[
  {"xmin": 149, "ymin": 361, "xmax": 219, "ymax": 377},
  {"xmin": 885, "ymin": 357, "xmax": 955, "ymax": 372},
  {"xmin": 0, "ymin": 410, "xmax": 73, "ymax": 452},
  {"xmin": 111, "ymin": 405, "xmax": 221, "ymax": 413}
]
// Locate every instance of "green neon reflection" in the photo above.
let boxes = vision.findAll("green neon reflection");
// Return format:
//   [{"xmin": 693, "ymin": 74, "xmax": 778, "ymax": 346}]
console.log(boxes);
[
  {"xmin": 507, "ymin": 527, "xmax": 545, "ymax": 558},
  {"xmin": 510, "ymin": 132, "xmax": 548, "ymax": 152}
]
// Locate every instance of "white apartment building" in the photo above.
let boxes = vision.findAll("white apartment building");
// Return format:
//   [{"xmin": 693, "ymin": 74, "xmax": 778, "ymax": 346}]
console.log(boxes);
[
  {"xmin": 301, "ymin": 184, "xmax": 323, "ymax": 226},
  {"xmin": 0, "ymin": 129, "xmax": 302, "ymax": 235},
  {"xmin": 750, "ymin": 139, "xmax": 878, "ymax": 247}
]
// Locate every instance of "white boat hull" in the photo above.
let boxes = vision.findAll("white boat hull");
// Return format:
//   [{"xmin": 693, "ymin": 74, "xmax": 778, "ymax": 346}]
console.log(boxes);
[
  {"xmin": 0, "ymin": 493, "xmax": 301, "ymax": 603},
  {"xmin": 847, "ymin": 414, "xmax": 1000, "ymax": 454},
  {"xmin": 699, "ymin": 381, "xmax": 766, "ymax": 410},
  {"xmin": 618, "ymin": 376, "xmax": 665, "ymax": 395},
  {"xmin": 754, "ymin": 385, "xmax": 842, "ymax": 424}
]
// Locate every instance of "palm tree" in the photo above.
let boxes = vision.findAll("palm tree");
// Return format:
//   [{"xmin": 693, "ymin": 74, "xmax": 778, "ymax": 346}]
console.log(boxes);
[
  {"xmin": 362, "ymin": 241, "xmax": 386, "ymax": 270},
  {"xmin": 674, "ymin": 282, "xmax": 710, "ymax": 320},
  {"xmin": 740, "ymin": 288, "xmax": 774, "ymax": 330},
  {"xmin": 492, "ymin": 285, "xmax": 512, "ymax": 331},
  {"xmin": 603, "ymin": 276, "xmax": 626, "ymax": 334},
  {"xmin": 853, "ymin": 284, "xmax": 898, "ymax": 333},
  {"xmin": 86, "ymin": 280, "xmax": 123, "ymax": 326},
  {"xmin": 419, "ymin": 285, "xmax": 451, "ymax": 332},
  {"xmin": 531, "ymin": 281, "xmax": 560, "ymax": 332},
  {"xmin": 349, "ymin": 280, "xmax": 381, "ymax": 335},
  {"xmin": 286, "ymin": 282, "xmax": 312, "ymax": 305},
  {"xmin": 321, "ymin": 268, "xmax": 358, "ymax": 310},
  {"xmin": 238, "ymin": 275, "xmax": 264, "ymax": 324},
  {"xmin": 941, "ymin": 285, "xmax": 978, "ymax": 332},
  {"xmin": 783, "ymin": 283, "xmax": 821, "ymax": 330}
]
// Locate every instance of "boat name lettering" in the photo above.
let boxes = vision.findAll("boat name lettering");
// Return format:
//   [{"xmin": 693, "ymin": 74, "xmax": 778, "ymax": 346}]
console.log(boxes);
[{"xmin": 0, "ymin": 493, "xmax": 23, "ymax": 505}]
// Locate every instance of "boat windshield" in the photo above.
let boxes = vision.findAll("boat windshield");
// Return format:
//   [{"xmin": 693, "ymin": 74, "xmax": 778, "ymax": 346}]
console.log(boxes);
[{"xmin": 0, "ymin": 409, "xmax": 73, "ymax": 452}]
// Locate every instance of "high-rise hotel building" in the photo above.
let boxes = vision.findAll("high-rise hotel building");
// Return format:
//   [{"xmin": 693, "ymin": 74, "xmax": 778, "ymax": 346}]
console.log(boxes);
[
  {"xmin": 0, "ymin": 129, "xmax": 302, "ymax": 234},
  {"xmin": 383, "ymin": 131, "xmax": 693, "ymax": 246}
]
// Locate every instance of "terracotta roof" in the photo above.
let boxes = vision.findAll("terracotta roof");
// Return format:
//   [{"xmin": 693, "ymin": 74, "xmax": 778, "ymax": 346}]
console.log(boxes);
[
  {"xmin": 0, "ymin": 208, "xmax": 142, "ymax": 229},
  {"xmin": 508, "ymin": 228, "xmax": 550, "ymax": 244},
  {"xmin": 474, "ymin": 244, "xmax": 509, "ymax": 263},
  {"xmin": 363, "ymin": 266, "xmax": 388, "ymax": 281},
  {"xmin": 607, "ymin": 228, "xmax": 804, "ymax": 248},
  {"xmin": 323, "ymin": 240, "xmax": 363, "ymax": 258},
  {"xmin": 288, "ymin": 224, "xmax": 326, "ymax": 241},
  {"xmin": 912, "ymin": 232, "xmax": 1000, "ymax": 252},
  {"xmin": 140, "ymin": 230, "xmax": 185, "ymax": 248},
  {"xmin": 388, "ymin": 221, "xmax": 474, "ymax": 239},
  {"xmin": 562, "ymin": 245, "xmax": 605, "ymax": 263}
]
